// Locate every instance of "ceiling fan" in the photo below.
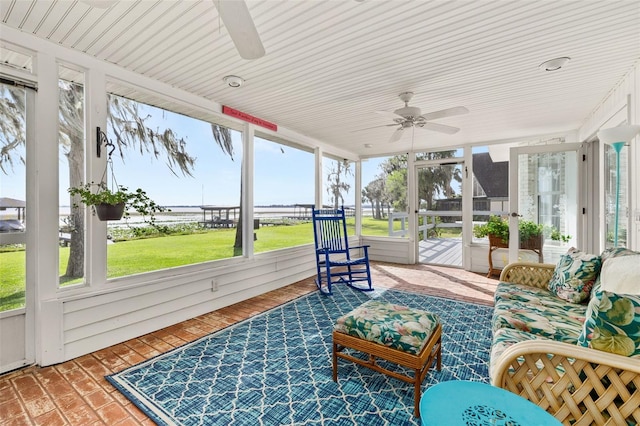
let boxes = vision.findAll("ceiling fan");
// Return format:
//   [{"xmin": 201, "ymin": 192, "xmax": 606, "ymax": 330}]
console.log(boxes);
[
  {"xmin": 81, "ymin": 1, "xmax": 265, "ymax": 60},
  {"xmin": 361, "ymin": 92, "xmax": 469, "ymax": 142}
]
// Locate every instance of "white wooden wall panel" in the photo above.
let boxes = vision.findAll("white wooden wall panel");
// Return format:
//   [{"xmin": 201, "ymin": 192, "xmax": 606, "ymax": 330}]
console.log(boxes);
[
  {"xmin": 0, "ymin": 312, "xmax": 26, "ymax": 373},
  {"xmin": 363, "ymin": 237, "xmax": 411, "ymax": 264},
  {"xmin": 58, "ymin": 248, "xmax": 317, "ymax": 362}
]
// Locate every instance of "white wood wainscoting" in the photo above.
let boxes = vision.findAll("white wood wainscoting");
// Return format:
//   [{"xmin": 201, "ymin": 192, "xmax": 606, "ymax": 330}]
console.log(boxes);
[
  {"xmin": 40, "ymin": 246, "xmax": 317, "ymax": 365},
  {"xmin": 0, "ymin": 310, "xmax": 29, "ymax": 373},
  {"xmin": 363, "ymin": 236, "xmax": 412, "ymax": 264}
]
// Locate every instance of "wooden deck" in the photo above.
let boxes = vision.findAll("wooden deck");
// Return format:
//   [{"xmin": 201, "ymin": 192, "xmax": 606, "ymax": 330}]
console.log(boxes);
[{"xmin": 419, "ymin": 238, "xmax": 462, "ymax": 267}]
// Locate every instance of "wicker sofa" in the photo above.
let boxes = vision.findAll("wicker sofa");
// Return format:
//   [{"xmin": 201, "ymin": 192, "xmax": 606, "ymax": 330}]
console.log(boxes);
[{"xmin": 489, "ymin": 248, "xmax": 640, "ymax": 425}]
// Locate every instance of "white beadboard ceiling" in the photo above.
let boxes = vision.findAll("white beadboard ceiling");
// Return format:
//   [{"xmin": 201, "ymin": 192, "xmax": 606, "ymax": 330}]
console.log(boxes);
[{"xmin": 1, "ymin": 0, "xmax": 639, "ymax": 156}]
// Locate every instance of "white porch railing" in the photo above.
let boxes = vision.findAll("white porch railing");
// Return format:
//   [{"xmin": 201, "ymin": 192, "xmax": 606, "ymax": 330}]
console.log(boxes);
[
  {"xmin": 388, "ymin": 210, "xmax": 509, "ymax": 239},
  {"xmin": 389, "ymin": 210, "xmax": 463, "ymax": 240}
]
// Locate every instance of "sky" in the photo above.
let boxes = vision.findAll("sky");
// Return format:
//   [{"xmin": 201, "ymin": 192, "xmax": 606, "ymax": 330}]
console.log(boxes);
[{"xmin": 2, "ymin": 95, "xmax": 386, "ymax": 208}]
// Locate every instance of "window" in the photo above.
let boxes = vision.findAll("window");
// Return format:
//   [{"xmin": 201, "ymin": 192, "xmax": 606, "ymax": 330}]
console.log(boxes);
[
  {"xmin": 323, "ymin": 157, "xmax": 354, "ymax": 209},
  {"xmin": 471, "ymin": 145, "xmax": 509, "ymax": 244},
  {"xmin": 253, "ymin": 136, "xmax": 315, "ymax": 252},
  {"xmin": 536, "ymin": 154, "xmax": 564, "ymax": 231},
  {"xmin": 105, "ymin": 93, "xmax": 243, "ymax": 278},
  {"xmin": 0, "ymin": 82, "xmax": 27, "ymax": 312},
  {"xmin": 58, "ymin": 65, "xmax": 86, "ymax": 287},
  {"xmin": 0, "ymin": 42, "xmax": 33, "ymax": 74},
  {"xmin": 323, "ymin": 156, "xmax": 355, "ymax": 233},
  {"xmin": 604, "ymin": 142, "xmax": 629, "ymax": 248},
  {"xmin": 361, "ymin": 156, "xmax": 406, "ymax": 237}
]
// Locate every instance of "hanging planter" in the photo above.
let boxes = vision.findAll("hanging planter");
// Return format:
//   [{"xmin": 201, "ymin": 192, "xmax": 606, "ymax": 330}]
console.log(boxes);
[
  {"xmin": 67, "ymin": 130, "xmax": 167, "ymax": 224},
  {"xmin": 95, "ymin": 202, "xmax": 125, "ymax": 221},
  {"xmin": 68, "ymin": 183, "xmax": 166, "ymax": 223}
]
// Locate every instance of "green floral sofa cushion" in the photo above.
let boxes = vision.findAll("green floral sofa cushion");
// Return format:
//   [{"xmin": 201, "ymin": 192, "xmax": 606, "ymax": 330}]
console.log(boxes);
[
  {"xmin": 492, "ymin": 298, "xmax": 586, "ymax": 344},
  {"xmin": 334, "ymin": 300, "xmax": 439, "ymax": 355},
  {"xmin": 495, "ymin": 282, "xmax": 568, "ymax": 309},
  {"xmin": 547, "ymin": 248, "xmax": 602, "ymax": 303},
  {"xmin": 577, "ymin": 291, "xmax": 640, "ymax": 357}
]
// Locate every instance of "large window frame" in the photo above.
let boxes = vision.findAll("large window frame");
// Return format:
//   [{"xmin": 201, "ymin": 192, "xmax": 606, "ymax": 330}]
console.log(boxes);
[
  {"xmin": 58, "ymin": 64, "xmax": 87, "ymax": 289},
  {"xmin": 50, "ymin": 77, "xmax": 358, "ymax": 289},
  {"xmin": 253, "ymin": 134, "xmax": 316, "ymax": 253},
  {"xmin": 103, "ymin": 91, "xmax": 245, "ymax": 279}
]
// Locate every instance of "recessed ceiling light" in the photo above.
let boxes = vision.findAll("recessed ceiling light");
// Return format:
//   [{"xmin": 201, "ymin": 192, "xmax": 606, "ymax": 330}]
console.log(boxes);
[
  {"xmin": 539, "ymin": 57, "xmax": 571, "ymax": 72},
  {"xmin": 223, "ymin": 75, "xmax": 244, "ymax": 88},
  {"xmin": 364, "ymin": 143, "xmax": 373, "ymax": 148}
]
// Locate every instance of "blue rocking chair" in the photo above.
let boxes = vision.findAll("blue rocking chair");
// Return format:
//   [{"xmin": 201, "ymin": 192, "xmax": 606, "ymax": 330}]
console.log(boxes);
[{"xmin": 312, "ymin": 207, "xmax": 374, "ymax": 295}]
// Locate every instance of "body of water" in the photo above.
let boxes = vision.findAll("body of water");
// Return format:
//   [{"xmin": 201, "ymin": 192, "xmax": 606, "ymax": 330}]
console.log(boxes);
[
  {"xmin": 56, "ymin": 205, "xmax": 368, "ymax": 228},
  {"xmin": 1, "ymin": 205, "xmax": 372, "ymax": 229}
]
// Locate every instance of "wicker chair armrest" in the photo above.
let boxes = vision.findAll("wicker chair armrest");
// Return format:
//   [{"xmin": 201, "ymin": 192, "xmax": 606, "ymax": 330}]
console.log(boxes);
[
  {"xmin": 491, "ymin": 339, "xmax": 640, "ymax": 425},
  {"xmin": 499, "ymin": 261, "xmax": 556, "ymax": 289}
]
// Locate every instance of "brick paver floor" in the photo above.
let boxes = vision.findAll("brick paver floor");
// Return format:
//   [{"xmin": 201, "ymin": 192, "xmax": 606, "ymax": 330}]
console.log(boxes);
[{"xmin": 0, "ymin": 261, "xmax": 498, "ymax": 425}]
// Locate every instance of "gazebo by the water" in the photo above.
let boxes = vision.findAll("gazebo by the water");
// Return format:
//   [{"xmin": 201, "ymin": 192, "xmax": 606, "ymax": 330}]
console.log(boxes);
[
  {"xmin": 0, "ymin": 197, "xmax": 26, "ymax": 221},
  {"xmin": 199, "ymin": 205, "xmax": 240, "ymax": 228}
]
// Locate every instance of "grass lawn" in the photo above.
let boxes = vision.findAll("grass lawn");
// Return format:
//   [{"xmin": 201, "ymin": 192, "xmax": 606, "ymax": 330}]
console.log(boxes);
[{"xmin": 0, "ymin": 217, "xmax": 441, "ymax": 311}]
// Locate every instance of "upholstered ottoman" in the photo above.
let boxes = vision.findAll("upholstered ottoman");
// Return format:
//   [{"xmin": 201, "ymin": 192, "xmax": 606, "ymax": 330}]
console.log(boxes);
[{"xmin": 332, "ymin": 300, "xmax": 442, "ymax": 418}]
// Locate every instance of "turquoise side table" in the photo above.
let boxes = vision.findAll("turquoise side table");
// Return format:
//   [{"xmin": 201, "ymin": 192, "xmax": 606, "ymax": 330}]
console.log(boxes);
[{"xmin": 420, "ymin": 380, "xmax": 562, "ymax": 426}]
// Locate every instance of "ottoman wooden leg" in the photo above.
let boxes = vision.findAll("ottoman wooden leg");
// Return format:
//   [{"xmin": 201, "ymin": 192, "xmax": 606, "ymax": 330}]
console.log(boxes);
[{"xmin": 332, "ymin": 341, "xmax": 338, "ymax": 382}]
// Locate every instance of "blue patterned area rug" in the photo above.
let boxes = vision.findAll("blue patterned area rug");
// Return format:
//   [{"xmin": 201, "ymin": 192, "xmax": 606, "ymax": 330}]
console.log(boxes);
[{"xmin": 107, "ymin": 286, "xmax": 493, "ymax": 426}]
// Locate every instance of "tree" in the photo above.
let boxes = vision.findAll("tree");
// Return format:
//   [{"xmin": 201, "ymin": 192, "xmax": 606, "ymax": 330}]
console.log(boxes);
[
  {"xmin": 326, "ymin": 159, "xmax": 352, "ymax": 209},
  {"xmin": 377, "ymin": 152, "xmax": 460, "ymax": 212},
  {"xmin": 386, "ymin": 168, "xmax": 408, "ymax": 210},
  {"xmin": 0, "ymin": 86, "xmax": 25, "ymax": 175},
  {"xmin": 1, "ymin": 81, "xmax": 232, "ymax": 278},
  {"xmin": 362, "ymin": 176, "xmax": 388, "ymax": 219},
  {"xmin": 59, "ymin": 81, "xmax": 85, "ymax": 278}
]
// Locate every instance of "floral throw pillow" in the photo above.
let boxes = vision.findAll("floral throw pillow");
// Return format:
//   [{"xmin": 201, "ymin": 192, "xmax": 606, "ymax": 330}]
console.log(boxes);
[
  {"xmin": 547, "ymin": 248, "xmax": 602, "ymax": 303},
  {"xmin": 577, "ymin": 290, "xmax": 640, "ymax": 357}
]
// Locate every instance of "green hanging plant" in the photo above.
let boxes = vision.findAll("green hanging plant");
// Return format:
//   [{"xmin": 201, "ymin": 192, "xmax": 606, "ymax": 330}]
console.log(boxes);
[{"xmin": 68, "ymin": 182, "xmax": 167, "ymax": 224}]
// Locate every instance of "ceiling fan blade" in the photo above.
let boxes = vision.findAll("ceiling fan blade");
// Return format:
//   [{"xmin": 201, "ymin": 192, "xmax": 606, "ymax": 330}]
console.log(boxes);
[
  {"xmin": 375, "ymin": 110, "xmax": 404, "ymax": 120},
  {"xmin": 389, "ymin": 128, "xmax": 404, "ymax": 142},
  {"xmin": 420, "ymin": 106, "xmax": 469, "ymax": 121},
  {"xmin": 352, "ymin": 123, "xmax": 398, "ymax": 132},
  {"xmin": 420, "ymin": 122, "xmax": 460, "ymax": 134},
  {"xmin": 214, "ymin": 1, "xmax": 265, "ymax": 60}
]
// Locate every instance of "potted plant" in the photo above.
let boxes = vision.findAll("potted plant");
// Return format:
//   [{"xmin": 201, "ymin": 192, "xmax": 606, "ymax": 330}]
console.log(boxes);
[
  {"xmin": 473, "ymin": 215, "xmax": 570, "ymax": 247},
  {"xmin": 68, "ymin": 182, "xmax": 167, "ymax": 224}
]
